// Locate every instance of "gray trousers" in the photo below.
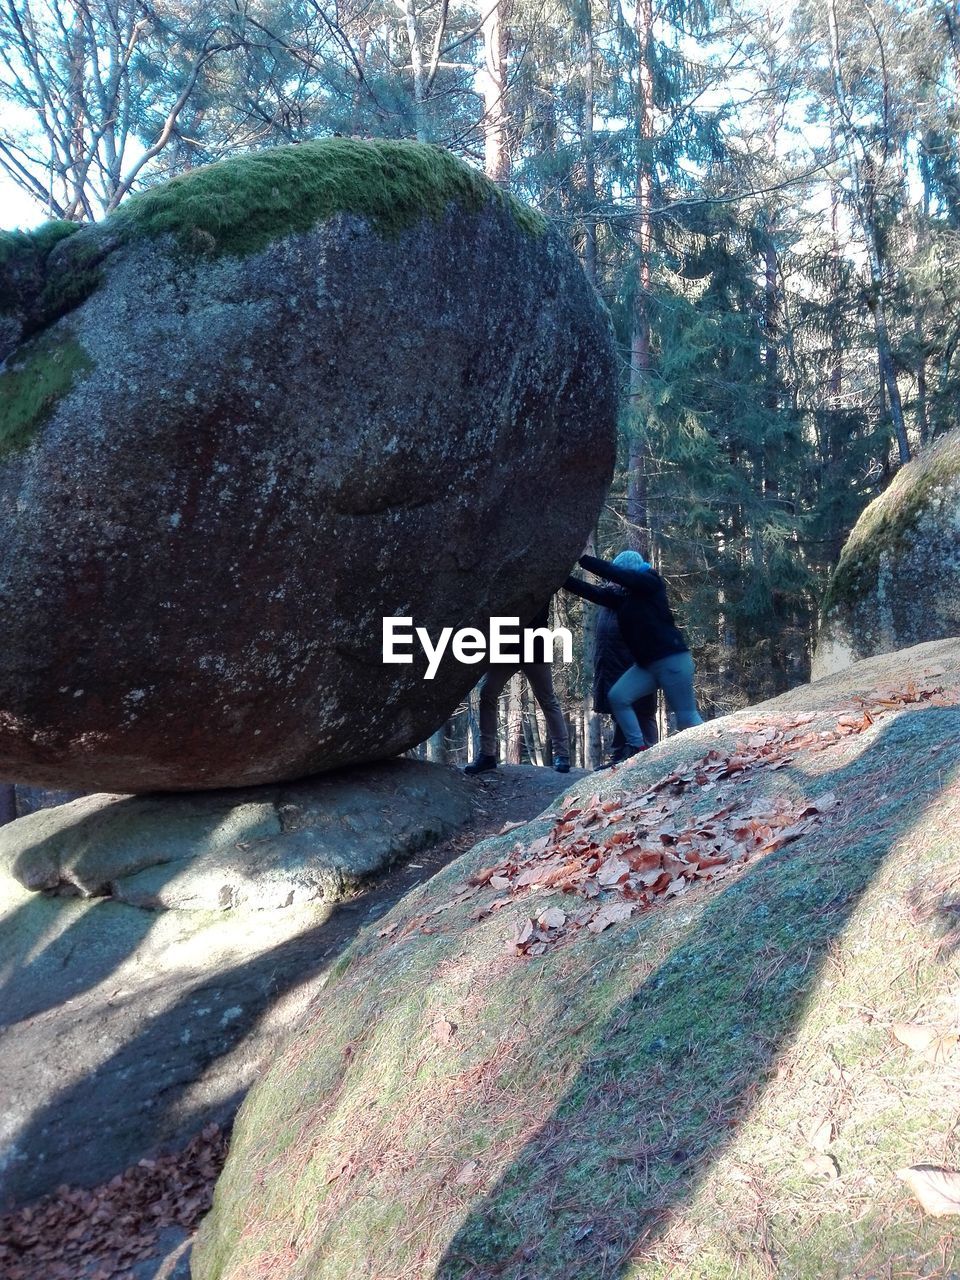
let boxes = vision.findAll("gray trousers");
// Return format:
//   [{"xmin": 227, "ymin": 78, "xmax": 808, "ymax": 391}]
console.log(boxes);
[
  {"xmin": 478, "ymin": 664, "xmax": 570, "ymax": 758},
  {"xmin": 608, "ymin": 652, "xmax": 703, "ymax": 747}
]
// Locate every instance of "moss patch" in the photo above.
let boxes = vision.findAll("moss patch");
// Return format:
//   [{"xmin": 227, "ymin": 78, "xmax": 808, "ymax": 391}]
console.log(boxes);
[
  {"xmin": 0, "ymin": 220, "xmax": 80, "ymax": 274},
  {"xmin": 0, "ymin": 332, "xmax": 93, "ymax": 456},
  {"xmin": 2, "ymin": 142, "xmax": 544, "ymax": 351},
  {"xmin": 110, "ymin": 138, "xmax": 545, "ymax": 257},
  {"xmin": 0, "ymin": 221, "xmax": 99, "ymax": 341},
  {"xmin": 822, "ymin": 430, "xmax": 960, "ymax": 616}
]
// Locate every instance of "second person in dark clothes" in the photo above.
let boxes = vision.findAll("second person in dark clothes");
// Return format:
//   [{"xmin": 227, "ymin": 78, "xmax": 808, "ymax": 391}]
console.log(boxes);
[
  {"xmin": 565, "ymin": 550, "xmax": 702, "ymax": 758},
  {"xmin": 464, "ymin": 601, "xmax": 571, "ymax": 775},
  {"xmin": 593, "ymin": 602, "xmax": 658, "ymax": 764}
]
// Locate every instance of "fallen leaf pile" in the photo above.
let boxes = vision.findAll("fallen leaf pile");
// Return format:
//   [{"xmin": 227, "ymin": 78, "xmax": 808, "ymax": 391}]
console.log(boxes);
[
  {"xmin": 0, "ymin": 1124, "xmax": 228, "ymax": 1280},
  {"xmin": 380, "ymin": 677, "xmax": 955, "ymax": 957},
  {"xmin": 470, "ymin": 773, "xmax": 838, "ymax": 957}
]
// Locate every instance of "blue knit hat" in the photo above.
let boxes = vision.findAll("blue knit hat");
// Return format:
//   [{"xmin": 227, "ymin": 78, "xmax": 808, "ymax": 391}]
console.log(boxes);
[{"xmin": 612, "ymin": 549, "xmax": 650, "ymax": 571}]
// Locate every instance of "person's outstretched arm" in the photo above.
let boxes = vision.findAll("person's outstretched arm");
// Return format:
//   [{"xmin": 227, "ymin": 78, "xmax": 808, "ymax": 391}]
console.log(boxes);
[
  {"xmin": 563, "ymin": 575, "xmax": 621, "ymax": 607},
  {"xmin": 578, "ymin": 554, "xmax": 659, "ymax": 594}
]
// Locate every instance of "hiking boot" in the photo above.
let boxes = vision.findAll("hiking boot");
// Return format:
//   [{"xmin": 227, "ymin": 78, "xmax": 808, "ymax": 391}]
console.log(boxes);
[
  {"xmin": 464, "ymin": 753, "xmax": 497, "ymax": 775},
  {"xmin": 611, "ymin": 743, "xmax": 647, "ymax": 764},
  {"xmin": 553, "ymin": 755, "xmax": 571, "ymax": 773}
]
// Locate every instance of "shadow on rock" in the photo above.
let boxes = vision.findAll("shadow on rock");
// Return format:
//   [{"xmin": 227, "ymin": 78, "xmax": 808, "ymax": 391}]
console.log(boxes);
[
  {"xmin": 436, "ymin": 707, "xmax": 960, "ymax": 1279},
  {"xmin": 0, "ymin": 760, "xmax": 474, "ymax": 1208},
  {"xmin": 0, "ymin": 891, "xmax": 391, "ymax": 1207}
]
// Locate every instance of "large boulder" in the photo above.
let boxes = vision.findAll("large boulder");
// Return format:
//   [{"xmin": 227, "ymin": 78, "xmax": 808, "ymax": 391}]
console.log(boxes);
[
  {"xmin": 813, "ymin": 430, "xmax": 960, "ymax": 678},
  {"xmin": 0, "ymin": 759, "xmax": 474, "ymax": 1206},
  {"xmin": 0, "ymin": 140, "xmax": 617, "ymax": 792}
]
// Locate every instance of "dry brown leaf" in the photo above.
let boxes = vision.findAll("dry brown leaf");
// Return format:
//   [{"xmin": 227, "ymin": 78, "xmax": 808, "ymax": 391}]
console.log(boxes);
[
  {"xmin": 597, "ymin": 855, "xmax": 630, "ymax": 886},
  {"xmin": 800, "ymin": 791, "xmax": 837, "ymax": 815},
  {"xmin": 325, "ymin": 1155, "xmax": 356, "ymax": 1184},
  {"xmin": 433, "ymin": 1018, "xmax": 457, "ymax": 1044},
  {"xmin": 804, "ymin": 1117, "xmax": 833, "ymax": 1152},
  {"xmin": 891, "ymin": 1022, "xmax": 940, "ymax": 1053},
  {"xmin": 515, "ymin": 863, "xmax": 561, "ymax": 888},
  {"xmin": 896, "ymin": 1166, "xmax": 960, "ymax": 1216},
  {"xmin": 513, "ymin": 918, "xmax": 534, "ymax": 946},
  {"xmin": 802, "ymin": 1153, "xmax": 839, "ymax": 1181},
  {"xmin": 587, "ymin": 900, "xmax": 635, "ymax": 933},
  {"xmin": 924, "ymin": 1033, "xmax": 959, "ymax": 1064},
  {"xmin": 625, "ymin": 849, "xmax": 662, "ymax": 874},
  {"xmin": 454, "ymin": 1160, "xmax": 479, "ymax": 1186},
  {"xmin": 489, "ymin": 875, "xmax": 512, "ymax": 892},
  {"xmin": 537, "ymin": 907, "xmax": 566, "ymax": 930}
]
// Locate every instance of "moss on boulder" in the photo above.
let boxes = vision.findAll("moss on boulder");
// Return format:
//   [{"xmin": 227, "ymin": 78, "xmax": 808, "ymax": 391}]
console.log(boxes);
[
  {"xmin": 0, "ymin": 331, "xmax": 92, "ymax": 458},
  {"xmin": 0, "ymin": 220, "xmax": 81, "ymax": 272},
  {"xmin": 0, "ymin": 221, "xmax": 84, "ymax": 356},
  {"xmin": 813, "ymin": 430, "xmax": 960, "ymax": 678},
  {"xmin": 109, "ymin": 138, "xmax": 546, "ymax": 255},
  {"xmin": 0, "ymin": 140, "xmax": 544, "ymax": 354}
]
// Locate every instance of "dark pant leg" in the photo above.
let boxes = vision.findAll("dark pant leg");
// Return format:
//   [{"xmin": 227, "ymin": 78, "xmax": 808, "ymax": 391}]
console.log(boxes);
[
  {"xmin": 522, "ymin": 663, "xmax": 570, "ymax": 757},
  {"xmin": 478, "ymin": 667, "xmax": 513, "ymax": 757}
]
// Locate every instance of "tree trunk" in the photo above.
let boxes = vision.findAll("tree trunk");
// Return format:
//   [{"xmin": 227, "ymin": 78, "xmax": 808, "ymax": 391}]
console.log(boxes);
[
  {"xmin": 480, "ymin": 0, "xmax": 511, "ymax": 185},
  {"xmin": 0, "ymin": 784, "xmax": 15, "ymax": 827},
  {"xmin": 582, "ymin": 5, "xmax": 597, "ymax": 285},
  {"xmin": 578, "ymin": 530, "xmax": 603, "ymax": 768},
  {"xmin": 626, "ymin": 0, "xmax": 655, "ymax": 552},
  {"xmin": 913, "ymin": 158, "xmax": 932, "ymax": 446},
  {"xmin": 400, "ymin": 0, "xmax": 428, "ymax": 140},
  {"xmin": 523, "ymin": 684, "xmax": 544, "ymax": 766},
  {"xmin": 425, "ymin": 725, "xmax": 447, "ymax": 763},
  {"xmin": 466, "ymin": 687, "xmax": 480, "ymax": 760},
  {"xmin": 505, "ymin": 673, "xmax": 524, "ymax": 763},
  {"xmin": 829, "ymin": 171, "xmax": 843, "ymax": 405},
  {"xmin": 826, "ymin": 0, "xmax": 910, "ymax": 464}
]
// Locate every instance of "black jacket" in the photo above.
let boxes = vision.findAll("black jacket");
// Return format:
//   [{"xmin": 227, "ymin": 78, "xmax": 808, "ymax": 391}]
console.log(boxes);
[
  {"xmin": 566, "ymin": 555, "xmax": 688, "ymax": 668},
  {"xmin": 593, "ymin": 599, "xmax": 633, "ymax": 712}
]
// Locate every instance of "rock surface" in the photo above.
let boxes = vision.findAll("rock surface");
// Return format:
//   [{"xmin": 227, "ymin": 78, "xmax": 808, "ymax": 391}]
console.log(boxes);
[
  {"xmin": 0, "ymin": 759, "xmax": 472, "ymax": 1206},
  {"xmin": 193, "ymin": 641, "xmax": 960, "ymax": 1280},
  {"xmin": 813, "ymin": 430, "xmax": 960, "ymax": 678},
  {"xmin": 0, "ymin": 140, "xmax": 617, "ymax": 792},
  {"xmin": 1, "ymin": 758, "xmax": 471, "ymax": 910}
]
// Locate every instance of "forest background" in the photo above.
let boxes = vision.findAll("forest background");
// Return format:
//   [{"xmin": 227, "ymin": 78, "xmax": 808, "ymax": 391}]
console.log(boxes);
[{"xmin": 2, "ymin": 0, "xmax": 958, "ymax": 768}]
